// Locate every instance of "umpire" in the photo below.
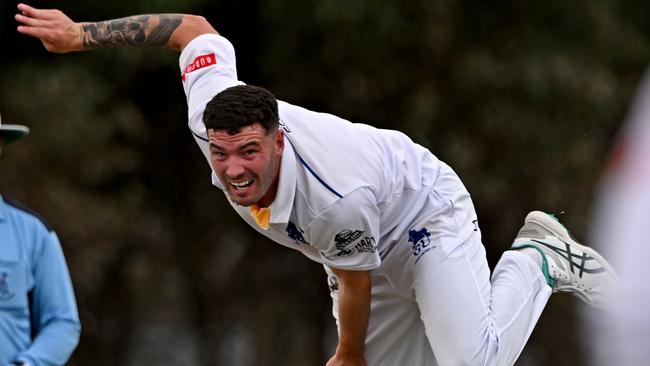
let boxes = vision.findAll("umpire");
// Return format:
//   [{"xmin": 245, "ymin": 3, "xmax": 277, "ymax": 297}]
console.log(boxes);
[{"xmin": 0, "ymin": 114, "xmax": 80, "ymax": 366}]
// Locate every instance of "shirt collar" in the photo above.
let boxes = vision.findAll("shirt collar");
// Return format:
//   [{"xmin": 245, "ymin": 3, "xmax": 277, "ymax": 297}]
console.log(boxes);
[{"xmin": 267, "ymin": 136, "xmax": 296, "ymax": 225}]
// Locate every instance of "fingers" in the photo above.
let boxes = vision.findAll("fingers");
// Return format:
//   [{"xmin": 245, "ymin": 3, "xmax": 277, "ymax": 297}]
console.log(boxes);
[
  {"xmin": 17, "ymin": 3, "xmax": 51, "ymax": 20},
  {"xmin": 15, "ymin": 23, "xmax": 74, "ymax": 54},
  {"xmin": 15, "ymin": 2, "xmax": 57, "ymax": 34},
  {"xmin": 15, "ymin": 3, "xmax": 79, "ymax": 53},
  {"xmin": 16, "ymin": 3, "xmax": 67, "ymax": 29},
  {"xmin": 15, "ymin": 12, "xmax": 56, "ymax": 39},
  {"xmin": 15, "ymin": 13, "xmax": 54, "ymax": 28},
  {"xmin": 16, "ymin": 3, "xmax": 60, "ymax": 20},
  {"xmin": 15, "ymin": 23, "xmax": 49, "ymax": 39}
]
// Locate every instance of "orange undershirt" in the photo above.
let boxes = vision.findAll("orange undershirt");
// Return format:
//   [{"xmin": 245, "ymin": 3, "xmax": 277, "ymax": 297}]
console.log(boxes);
[{"xmin": 250, "ymin": 204, "xmax": 271, "ymax": 229}]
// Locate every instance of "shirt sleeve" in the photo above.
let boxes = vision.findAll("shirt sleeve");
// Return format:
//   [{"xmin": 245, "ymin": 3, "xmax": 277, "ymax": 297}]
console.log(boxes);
[
  {"xmin": 179, "ymin": 33, "xmax": 244, "ymax": 169},
  {"xmin": 15, "ymin": 230, "xmax": 80, "ymax": 366},
  {"xmin": 307, "ymin": 188, "xmax": 381, "ymax": 271}
]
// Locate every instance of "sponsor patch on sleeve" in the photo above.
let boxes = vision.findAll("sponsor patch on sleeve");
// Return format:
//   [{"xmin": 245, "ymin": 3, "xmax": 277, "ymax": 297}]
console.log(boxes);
[
  {"xmin": 182, "ymin": 53, "xmax": 217, "ymax": 81},
  {"xmin": 332, "ymin": 229, "xmax": 377, "ymax": 257}
]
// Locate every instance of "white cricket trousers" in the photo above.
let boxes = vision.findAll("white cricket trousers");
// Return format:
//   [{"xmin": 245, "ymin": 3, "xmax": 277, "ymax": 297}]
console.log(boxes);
[{"xmin": 326, "ymin": 163, "xmax": 552, "ymax": 366}]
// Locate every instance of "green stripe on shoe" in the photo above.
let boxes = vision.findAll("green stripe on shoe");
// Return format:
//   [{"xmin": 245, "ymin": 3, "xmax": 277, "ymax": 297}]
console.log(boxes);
[
  {"xmin": 512, "ymin": 243, "xmax": 556, "ymax": 287},
  {"xmin": 548, "ymin": 213, "xmax": 560, "ymax": 221}
]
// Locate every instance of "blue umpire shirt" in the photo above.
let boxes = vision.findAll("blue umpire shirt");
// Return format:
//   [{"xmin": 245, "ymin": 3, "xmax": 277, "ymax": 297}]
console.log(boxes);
[{"xmin": 0, "ymin": 195, "xmax": 80, "ymax": 366}]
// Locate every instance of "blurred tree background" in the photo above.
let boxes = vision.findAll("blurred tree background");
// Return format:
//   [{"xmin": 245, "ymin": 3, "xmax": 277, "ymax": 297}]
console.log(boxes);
[{"xmin": 1, "ymin": 0, "xmax": 648, "ymax": 365}]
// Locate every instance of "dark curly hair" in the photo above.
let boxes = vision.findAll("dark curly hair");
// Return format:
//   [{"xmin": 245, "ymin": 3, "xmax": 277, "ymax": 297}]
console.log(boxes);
[{"xmin": 203, "ymin": 85, "xmax": 279, "ymax": 135}]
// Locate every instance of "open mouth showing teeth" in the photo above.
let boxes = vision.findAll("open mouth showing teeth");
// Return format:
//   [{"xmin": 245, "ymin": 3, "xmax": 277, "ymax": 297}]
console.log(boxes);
[{"xmin": 231, "ymin": 179, "xmax": 254, "ymax": 190}]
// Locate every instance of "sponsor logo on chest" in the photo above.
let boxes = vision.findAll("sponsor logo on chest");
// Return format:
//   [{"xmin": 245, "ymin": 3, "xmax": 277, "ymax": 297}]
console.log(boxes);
[{"xmin": 286, "ymin": 221, "xmax": 308, "ymax": 245}]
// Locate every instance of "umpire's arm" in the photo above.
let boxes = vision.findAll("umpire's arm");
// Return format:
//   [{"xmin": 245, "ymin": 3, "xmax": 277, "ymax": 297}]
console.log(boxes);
[{"xmin": 15, "ymin": 2, "xmax": 217, "ymax": 53}]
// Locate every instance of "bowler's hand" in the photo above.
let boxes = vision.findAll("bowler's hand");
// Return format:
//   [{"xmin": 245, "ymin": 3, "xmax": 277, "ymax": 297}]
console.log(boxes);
[
  {"xmin": 16, "ymin": 3, "xmax": 83, "ymax": 53},
  {"xmin": 326, "ymin": 353, "xmax": 367, "ymax": 366}
]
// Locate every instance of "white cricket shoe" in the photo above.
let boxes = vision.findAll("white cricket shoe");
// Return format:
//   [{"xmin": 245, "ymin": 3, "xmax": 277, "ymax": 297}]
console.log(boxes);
[{"xmin": 511, "ymin": 211, "xmax": 618, "ymax": 310}]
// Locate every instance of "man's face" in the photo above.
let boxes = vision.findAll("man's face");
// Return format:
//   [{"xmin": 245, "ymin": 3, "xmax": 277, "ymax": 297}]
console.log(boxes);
[{"xmin": 208, "ymin": 123, "xmax": 284, "ymax": 207}]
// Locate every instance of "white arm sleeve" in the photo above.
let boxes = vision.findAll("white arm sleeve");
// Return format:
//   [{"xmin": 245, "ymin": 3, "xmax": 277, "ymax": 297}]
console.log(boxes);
[
  {"xmin": 179, "ymin": 34, "xmax": 244, "ymax": 171},
  {"xmin": 307, "ymin": 188, "xmax": 381, "ymax": 270}
]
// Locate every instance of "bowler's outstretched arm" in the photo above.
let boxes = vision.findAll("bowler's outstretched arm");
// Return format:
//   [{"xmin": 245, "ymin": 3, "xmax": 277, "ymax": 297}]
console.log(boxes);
[{"xmin": 15, "ymin": 3, "xmax": 216, "ymax": 53}]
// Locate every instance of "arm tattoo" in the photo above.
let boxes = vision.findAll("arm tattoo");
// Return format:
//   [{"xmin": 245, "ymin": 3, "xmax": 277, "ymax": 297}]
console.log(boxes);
[{"xmin": 81, "ymin": 15, "xmax": 183, "ymax": 49}]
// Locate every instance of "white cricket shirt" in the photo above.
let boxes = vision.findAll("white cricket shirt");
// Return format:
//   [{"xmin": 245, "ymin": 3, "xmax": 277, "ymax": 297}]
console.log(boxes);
[{"xmin": 180, "ymin": 34, "xmax": 463, "ymax": 270}]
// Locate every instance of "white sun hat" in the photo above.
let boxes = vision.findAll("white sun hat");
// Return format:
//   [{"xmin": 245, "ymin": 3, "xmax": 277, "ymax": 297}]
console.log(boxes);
[{"xmin": 0, "ymin": 113, "xmax": 30, "ymax": 144}]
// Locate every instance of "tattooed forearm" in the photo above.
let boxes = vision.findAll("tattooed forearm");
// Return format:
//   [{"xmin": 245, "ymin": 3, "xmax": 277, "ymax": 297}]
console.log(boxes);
[{"xmin": 81, "ymin": 15, "xmax": 183, "ymax": 49}]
